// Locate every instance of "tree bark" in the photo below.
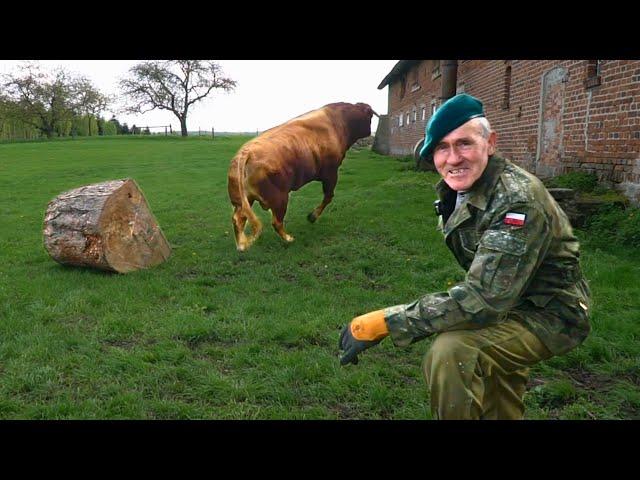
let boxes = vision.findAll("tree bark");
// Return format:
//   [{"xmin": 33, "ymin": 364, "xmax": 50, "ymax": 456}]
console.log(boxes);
[
  {"xmin": 180, "ymin": 117, "xmax": 188, "ymax": 137},
  {"xmin": 42, "ymin": 125, "xmax": 54, "ymax": 138},
  {"xmin": 43, "ymin": 179, "xmax": 171, "ymax": 273}
]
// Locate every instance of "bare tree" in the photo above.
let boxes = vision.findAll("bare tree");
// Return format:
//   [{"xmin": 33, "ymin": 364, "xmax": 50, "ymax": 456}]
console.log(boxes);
[{"xmin": 118, "ymin": 60, "xmax": 237, "ymax": 137}]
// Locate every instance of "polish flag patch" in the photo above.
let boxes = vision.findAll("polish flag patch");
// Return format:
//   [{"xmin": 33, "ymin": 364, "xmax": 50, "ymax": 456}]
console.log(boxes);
[{"xmin": 504, "ymin": 212, "xmax": 526, "ymax": 226}]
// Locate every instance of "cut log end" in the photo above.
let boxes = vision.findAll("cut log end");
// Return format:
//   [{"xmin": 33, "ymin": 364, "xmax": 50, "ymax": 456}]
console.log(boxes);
[{"xmin": 43, "ymin": 179, "xmax": 171, "ymax": 273}]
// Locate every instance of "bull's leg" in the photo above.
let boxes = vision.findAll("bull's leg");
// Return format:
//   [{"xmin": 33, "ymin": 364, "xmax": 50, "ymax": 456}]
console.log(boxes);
[
  {"xmin": 271, "ymin": 197, "xmax": 294, "ymax": 243},
  {"xmin": 307, "ymin": 172, "xmax": 337, "ymax": 223},
  {"xmin": 244, "ymin": 200, "xmax": 263, "ymax": 248},
  {"xmin": 232, "ymin": 207, "xmax": 250, "ymax": 251},
  {"xmin": 232, "ymin": 202, "xmax": 263, "ymax": 252}
]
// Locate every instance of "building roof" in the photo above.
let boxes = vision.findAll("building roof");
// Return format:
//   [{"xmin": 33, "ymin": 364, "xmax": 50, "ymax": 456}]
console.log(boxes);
[{"xmin": 377, "ymin": 60, "xmax": 421, "ymax": 90}]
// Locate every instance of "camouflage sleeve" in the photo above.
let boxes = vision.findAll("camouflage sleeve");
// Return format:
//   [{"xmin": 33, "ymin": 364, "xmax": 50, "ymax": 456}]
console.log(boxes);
[{"xmin": 384, "ymin": 202, "xmax": 552, "ymax": 347}]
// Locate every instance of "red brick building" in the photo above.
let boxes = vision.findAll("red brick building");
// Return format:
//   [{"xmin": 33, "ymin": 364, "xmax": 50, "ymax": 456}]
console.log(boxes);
[{"xmin": 376, "ymin": 60, "xmax": 640, "ymax": 203}]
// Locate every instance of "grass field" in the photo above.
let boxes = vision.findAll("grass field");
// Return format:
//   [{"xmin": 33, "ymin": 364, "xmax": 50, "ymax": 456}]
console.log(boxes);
[{"xmin": 1, "ymin": 136, "xmax": 638, "ymax": 419}]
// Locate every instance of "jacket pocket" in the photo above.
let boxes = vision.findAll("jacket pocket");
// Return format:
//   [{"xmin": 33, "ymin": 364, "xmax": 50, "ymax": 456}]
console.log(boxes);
[
  {"xmin": 480, "ymin": 230, "xmax": 527, "ymax": 255},
  {"xmin": 471, "ymin": 230, "xmax": 527, "ymax": 294},
  {"xmin": 458, "ymin": 227, "xmax": 479, "ymax": 257}
]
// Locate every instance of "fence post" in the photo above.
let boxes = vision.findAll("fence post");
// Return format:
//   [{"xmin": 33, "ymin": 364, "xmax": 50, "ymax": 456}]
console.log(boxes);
[
  {"xmin": 165, "ymin": 126, "xmax": 167, "ymax": 136},
  {"xmin": 212, "ymin": 127, "xmax": 214, "ymax": 139},
  {"xmin": 170, "ymin": 125, "xmax": 173, "ymax": 134}
]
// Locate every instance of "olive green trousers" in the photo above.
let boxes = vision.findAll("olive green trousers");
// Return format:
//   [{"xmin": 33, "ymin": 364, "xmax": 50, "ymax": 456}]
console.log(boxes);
[{"xmin": 422, "ymin": 317, "xmax": 553, "ymax": 420}]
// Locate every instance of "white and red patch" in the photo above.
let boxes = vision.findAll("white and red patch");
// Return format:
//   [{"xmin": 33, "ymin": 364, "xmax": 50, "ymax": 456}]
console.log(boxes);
[{"xmin": 504, "ymin": 212, "xmax": 526, "ymax": 226}]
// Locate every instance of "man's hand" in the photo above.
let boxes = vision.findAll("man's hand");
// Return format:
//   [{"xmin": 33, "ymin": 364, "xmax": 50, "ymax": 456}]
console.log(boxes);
[
  {"xmin": 338, "ymin": 309, "xmax": 389, "ymax": 366},
  {"xmin": 338, "ymin": 325, "xmax": 382, "ymax": 365}
]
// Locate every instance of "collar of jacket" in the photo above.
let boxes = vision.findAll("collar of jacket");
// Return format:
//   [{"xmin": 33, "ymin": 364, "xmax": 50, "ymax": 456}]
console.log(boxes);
[{"xmin": 435, "ymin": 155, "xmax": 507, "ymax": 212}]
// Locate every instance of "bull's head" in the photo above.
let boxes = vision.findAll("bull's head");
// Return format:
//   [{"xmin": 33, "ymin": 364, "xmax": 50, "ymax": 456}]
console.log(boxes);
[{"xmin": 343, "ymin": 102, "xmax": 379, "ymax": 146}]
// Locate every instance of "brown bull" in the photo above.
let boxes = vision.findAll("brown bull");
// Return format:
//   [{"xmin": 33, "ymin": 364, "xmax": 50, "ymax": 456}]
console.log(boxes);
[{"xmin": 227, "ymin": 102, "xmax": 378, "ymax": 251}]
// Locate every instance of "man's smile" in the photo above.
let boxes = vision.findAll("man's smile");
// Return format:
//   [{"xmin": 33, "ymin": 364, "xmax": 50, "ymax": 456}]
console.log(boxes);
[{"xmin": 448, "ymin": 168, "xmax": 470, "ymax": 176}]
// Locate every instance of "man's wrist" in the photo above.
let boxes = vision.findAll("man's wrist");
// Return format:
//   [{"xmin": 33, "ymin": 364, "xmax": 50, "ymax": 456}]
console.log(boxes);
[
  {"xmin": 383, "ymin": 305, "xmax": 407, "ymax": 328},
  {"xmin": 382, "ymin": 304, "xmax": 415, "ymax": 347}
]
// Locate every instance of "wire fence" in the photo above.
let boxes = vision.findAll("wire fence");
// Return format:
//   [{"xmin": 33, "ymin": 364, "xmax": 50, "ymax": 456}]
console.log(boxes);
[
  {"xmin": 130, "ymin": 125, "xmax": 220, "ymax": 138},
  {"xmin": 1, "ymin": 122, "xmax": 259, "ymax": 142}
]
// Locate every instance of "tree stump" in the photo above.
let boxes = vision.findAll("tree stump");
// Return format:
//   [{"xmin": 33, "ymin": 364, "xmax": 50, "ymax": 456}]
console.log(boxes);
[{"xmin": 43, "ymin": 179, "xmax": 171, "ymax": 273}]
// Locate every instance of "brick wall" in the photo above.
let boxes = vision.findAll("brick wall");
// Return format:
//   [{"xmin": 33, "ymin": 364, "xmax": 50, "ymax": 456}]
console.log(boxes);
[
  {"xmin": 384, "ymin": 60, "xmax": 640, "ymax": 202},
  {"xmin": 388, "ymin": 60, "xmax": 442, "ymax": 155},
  {"xmin": 457, "ymin": 60, "xmax": 559, "ymax": 173}
]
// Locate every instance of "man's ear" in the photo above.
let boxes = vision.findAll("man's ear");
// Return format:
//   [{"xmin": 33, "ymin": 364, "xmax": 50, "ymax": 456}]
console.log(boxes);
[{"xmin": 487, "ymin": 131, "xmax": 497, "ymax": 155}]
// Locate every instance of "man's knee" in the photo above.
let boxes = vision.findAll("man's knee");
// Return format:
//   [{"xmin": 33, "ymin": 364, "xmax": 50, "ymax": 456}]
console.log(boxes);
[{"xmin": 423, "ymin": 331, "xmax": 479, "ymax": 383}]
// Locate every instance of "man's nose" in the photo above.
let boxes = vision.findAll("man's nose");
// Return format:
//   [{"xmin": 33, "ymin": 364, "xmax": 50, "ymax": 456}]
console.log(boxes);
[{"xmin": 447, "ymin": 147, "xmax": 464, "ymax": 163}]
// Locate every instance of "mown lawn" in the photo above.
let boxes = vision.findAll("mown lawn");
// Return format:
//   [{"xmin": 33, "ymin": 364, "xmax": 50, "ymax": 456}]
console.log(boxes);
[{"xmin": 0, "ymin": 136, "xmax": 638, "ymax": 419}]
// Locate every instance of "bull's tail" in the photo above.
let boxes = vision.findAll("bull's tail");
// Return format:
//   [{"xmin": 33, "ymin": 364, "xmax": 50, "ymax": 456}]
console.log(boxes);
[{"xmin": 228, "ymin": 149, "xmax": 262, "ymax": 251}]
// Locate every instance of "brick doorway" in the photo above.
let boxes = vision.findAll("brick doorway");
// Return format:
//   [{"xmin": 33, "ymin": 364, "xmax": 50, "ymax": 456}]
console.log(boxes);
[{"xmin": 536, "ymin": 66, "xmax": 568, "ymax": 178}]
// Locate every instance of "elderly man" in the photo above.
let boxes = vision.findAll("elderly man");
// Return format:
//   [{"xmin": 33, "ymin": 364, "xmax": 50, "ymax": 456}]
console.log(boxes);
[{"xmin": 338, "ymin": 93, "xmax": 591, "ymax": 420}]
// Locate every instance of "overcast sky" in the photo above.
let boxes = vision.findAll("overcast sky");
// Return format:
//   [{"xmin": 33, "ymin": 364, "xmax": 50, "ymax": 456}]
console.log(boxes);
[{"xmin": 0, "ymin": 60, "xmax": 398, "ymax": 134}]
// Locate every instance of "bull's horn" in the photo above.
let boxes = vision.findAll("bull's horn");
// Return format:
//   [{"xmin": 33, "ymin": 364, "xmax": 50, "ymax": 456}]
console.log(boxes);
[{"xmin": 371, "ymin": 110, "xmax": 380, "ymax": 118}]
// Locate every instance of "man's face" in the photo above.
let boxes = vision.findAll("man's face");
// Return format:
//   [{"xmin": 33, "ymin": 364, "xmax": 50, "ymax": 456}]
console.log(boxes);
[{"xmin": 432, "ymin": 119, "xmax": 496, "ymax": 191}]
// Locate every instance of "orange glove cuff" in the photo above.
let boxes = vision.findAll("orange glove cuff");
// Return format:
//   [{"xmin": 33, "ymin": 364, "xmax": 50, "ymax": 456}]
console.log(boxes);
[{"xmin": 350, "ymin": 309, "xmax": 389, "ymax": 341}]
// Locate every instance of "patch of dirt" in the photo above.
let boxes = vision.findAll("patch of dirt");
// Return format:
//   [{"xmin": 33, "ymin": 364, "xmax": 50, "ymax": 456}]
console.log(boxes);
[
  {"xmin": 619, "ymin": 370, "xmax": 640, "ymax": 387},
  {"xmin": 194, "ymin": 273, "xmax": 237, "ymax": 287},
  {"xmin": 279, "ymin": 272, "xmax": 298, "ymax": 283},
  {"xmin": 333, "ymin": 403, "xmax": 358, "ymax": 419},
  {"xmin": 564, "ymin": 368, "xmax": 617, "ymax": 391},
  {"xmin": 304, "ymin": 336, "xmax": 330, "ymax": 347},
  {"xmin": 333, "ymin": 273, "xmax": 350, "ymax": 281},
  {"xmin": 527, "ymin": 368, "xmax": 640, "ymax": 419},
  {"xmin": 401, "ymin": 376, "xmax": 420, "ymax": 386},
  {"xmin": 618, "ymin": 403, "xmax": 640, "ymax": 419},
  {"xmin": 197, "ymin": 305, "xmax": 216, "ymax": 317},
  {"xmin": 281, "ymin": 336, "xmax": 331, "ymax": 350},
  {"xmin": 175, "ymin": 269, "xmax": 200, "ymax": 280},
  {"xmin": 176, "ymin": 332, "xmax": 222, "ymax": 348},
  {"xmin": 101, "ymin": 337, "xmax": 139, "ymax": 350},
  {"xmin": 62, "ymin": 314, "xmax": 94, "ymax": 325},
  {"xmin": 526, "ymin": 377, "xmax": 547, "ymax": 389},
  {"xmin": 529, "ymin": 368, "xmax": 618, "ymax": 393},
  {"xmin": 362, "ymin": 267, "xmax": 389, "ymax": 291},
  {"xmin": 175, "ymin": 333, "xmax": 243, "ymax": 349},
  {"xmin": 363, "ymin": 279, "xmax": 389, "ymax": 291}
]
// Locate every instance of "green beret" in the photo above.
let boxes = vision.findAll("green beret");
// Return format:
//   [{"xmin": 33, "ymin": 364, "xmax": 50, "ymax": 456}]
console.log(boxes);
[{"xmin": 419, "ymin": 94, "xmax": 485, "ymax": 158}]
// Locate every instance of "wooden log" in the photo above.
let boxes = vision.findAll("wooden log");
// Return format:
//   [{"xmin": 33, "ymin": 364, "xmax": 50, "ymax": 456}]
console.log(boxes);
[{"xmin": 43, "ymin": 179, "xmax": 171, "ymax": 273}]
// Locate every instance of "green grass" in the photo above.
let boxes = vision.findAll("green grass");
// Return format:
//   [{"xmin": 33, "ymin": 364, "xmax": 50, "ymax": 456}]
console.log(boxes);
[
  {"xmin": 544, "ymin": 171, "xmax": 599, "ymax": 193},
  {"xmin": 1, "ymin": 136, "xmax": 638, "ymax": 419}
]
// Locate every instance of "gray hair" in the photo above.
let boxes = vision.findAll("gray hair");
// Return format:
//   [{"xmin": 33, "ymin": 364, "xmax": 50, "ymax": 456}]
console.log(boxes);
[{"xmin": 472, "ymin": 116, "xmax": 493, "ymax": 139}]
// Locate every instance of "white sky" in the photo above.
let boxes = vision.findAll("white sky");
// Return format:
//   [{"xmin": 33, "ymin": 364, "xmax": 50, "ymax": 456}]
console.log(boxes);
[{"xmin": 0, "ymin": 60, "xmax": 398, "ymax": 133}]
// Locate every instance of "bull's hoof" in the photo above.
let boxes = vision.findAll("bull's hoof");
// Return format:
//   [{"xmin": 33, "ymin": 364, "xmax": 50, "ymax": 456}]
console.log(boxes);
[
  {"xmin": 307, "ymin": 212, "xmax": 317, "ymax": 223},
  {"xmin": 283, "ymin": 234, "xmax": 295, "ymax": 243},
  {"xmin": 237, "ymin": 243, "xmax": 248, "ymax": 252}
]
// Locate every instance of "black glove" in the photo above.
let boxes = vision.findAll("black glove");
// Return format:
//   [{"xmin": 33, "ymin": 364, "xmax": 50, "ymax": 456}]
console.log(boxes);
[{"xmin": 338, "ymin": 324, "xmax": 382, "ymax": 366}]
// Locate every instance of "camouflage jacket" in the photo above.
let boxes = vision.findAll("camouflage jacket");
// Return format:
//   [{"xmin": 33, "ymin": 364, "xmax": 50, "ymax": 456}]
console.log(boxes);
[{"xmin": 384, "ymin": 156, "xmax": 591, "ymax": 355}]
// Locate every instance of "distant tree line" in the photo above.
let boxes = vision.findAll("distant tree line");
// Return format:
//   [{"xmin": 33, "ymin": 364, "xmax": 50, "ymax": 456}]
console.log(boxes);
[
  {"xmin": 1, "ymin": 60, "xmax": 237, "ymax": 141},
  {"xmin": 0, "ymin": 62, "xmax": 125, "ymax": 141}
]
